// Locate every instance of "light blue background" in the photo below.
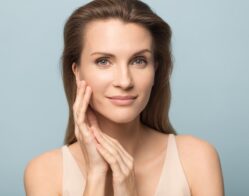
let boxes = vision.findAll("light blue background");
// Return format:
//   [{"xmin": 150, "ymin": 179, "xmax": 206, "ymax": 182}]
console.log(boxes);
[{"xmin": 0, "ymin": 0, "xmax": 248, "ymax": 195}]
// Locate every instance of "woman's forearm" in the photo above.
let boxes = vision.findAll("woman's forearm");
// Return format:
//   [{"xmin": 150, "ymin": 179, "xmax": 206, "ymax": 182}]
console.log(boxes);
[{"xmin": 83, "ymin": 174, "xmax": 106, "ymax": 196}]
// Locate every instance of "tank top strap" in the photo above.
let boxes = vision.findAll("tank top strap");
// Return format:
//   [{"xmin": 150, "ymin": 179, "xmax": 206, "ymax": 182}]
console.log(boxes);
[
  {"xmin": 61, "ymin": 145, "xmax": 85, "ymax": 196},
  {"xmin": 155, "ymin": 134, "xmax": 191, "ymax": 196}
]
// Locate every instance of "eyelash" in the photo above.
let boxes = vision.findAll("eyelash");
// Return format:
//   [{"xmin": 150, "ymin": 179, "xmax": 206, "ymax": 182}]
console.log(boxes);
[{"xmin": 95, "ymin": 56, "xmax": 148, "ymax": 67}]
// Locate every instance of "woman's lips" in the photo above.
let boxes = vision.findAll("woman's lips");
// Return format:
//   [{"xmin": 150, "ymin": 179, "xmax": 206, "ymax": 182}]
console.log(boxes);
[
  {"xmin": 107, "ymin": 97, "xmax": 136, "ymax": 106},
  {"xmin": 108, "ymin": 95, "xmax": 137, "ymax": 99}
]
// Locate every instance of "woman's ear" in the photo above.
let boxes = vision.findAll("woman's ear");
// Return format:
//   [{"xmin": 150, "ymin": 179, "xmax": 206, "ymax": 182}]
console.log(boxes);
[{"xmin": 72, "ymin": 62, "xmax": 80, "ymax": 80}]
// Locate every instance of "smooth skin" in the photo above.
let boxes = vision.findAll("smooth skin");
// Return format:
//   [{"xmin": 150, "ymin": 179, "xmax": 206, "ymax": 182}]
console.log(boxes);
[
  {"xmin": 73, "ymin": 78, "xmax": 108, "ymax": 196},
  {"xmin": 24, "ymin": 19, "xmax": 224, "ymax": 196},
  {"xmin": 73, "ymin": 76, "xmax": 138, "ymax": 195},
  {"xmin": 73, "ymin": 78, "xmax": 109, "ymax": 177}
]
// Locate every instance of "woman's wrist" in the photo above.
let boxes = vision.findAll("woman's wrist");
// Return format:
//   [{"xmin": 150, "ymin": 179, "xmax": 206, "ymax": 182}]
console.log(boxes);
[
  {"xmin": 87, "ymin": 171, "xmax": 107, "ymax": 181},
  {"xmin": 84, "ymin": 172, "xmax": 107, "ymax": 196},
  {"xmin": 87, "ymin": 173, "xmax": 106, "ymax": 181},
  {"xmin": 87, "ymin": 167, "xmax": 108, "ymax": 179}
]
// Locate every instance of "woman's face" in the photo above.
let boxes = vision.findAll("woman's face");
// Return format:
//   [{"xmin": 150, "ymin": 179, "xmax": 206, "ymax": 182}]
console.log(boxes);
[{"xmin": 74, "ymin": 19, "xmax": 156, "ymax": 123}]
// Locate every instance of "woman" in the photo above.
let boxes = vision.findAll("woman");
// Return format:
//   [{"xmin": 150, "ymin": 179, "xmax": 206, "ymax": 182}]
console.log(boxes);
[{"xmin": 24, "ymin": 0, "xmax": 224, "ymax": 195}]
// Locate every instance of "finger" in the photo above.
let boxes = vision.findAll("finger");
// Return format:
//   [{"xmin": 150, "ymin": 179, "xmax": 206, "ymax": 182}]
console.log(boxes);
[
  {"xmin": 97, "ymin": 130, "xmax": 133, "ymax": 172},
  {"xmin": 76, "ymin": 80, "xmax": 87, "ymax": 119},
  {"xmin": 78, "ymin": 85, "xmax": 92, "ymax": 123},
  {"xmin": 78, "ymin": 86, "xmax": 92, "ymax": 138},
  {"xmin": 78, "ymin": 122, "xmax": 93, "ymax": 142},
  {"xmin": 74, "ymin": 81, "xmax": 92, "ymax": 138},
  {"xmin": 103, "ymin": 133, "xmax": 133, "ymax": 163},
  {"xmin": 102, "ymin": 134, "xmax": 133, "ymax": 170},
  {"xmin": 73, "ymin": 80, "xmax": 86, "ymax": 121},
  {"xmin": 86, "ymin": 106, "xmax": 100, "ymax": 128},
  {"xmin": 94, "ymin": 139, "xmax": 123, "ymax": 180},
  {"xmin": 92, "ymin": 127, "xmax": 129, "ymax": 175},
  {"xmin": 92, "ymin": 125, "xmax": 133, "ymax": 163}
]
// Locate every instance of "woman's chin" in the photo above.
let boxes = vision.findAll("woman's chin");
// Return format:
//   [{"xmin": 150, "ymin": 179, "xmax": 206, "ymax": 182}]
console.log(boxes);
[
  {"xmin": 108, "ymin": 116, "xmax": 137, "ymax": 124},
  {"xmin": 95, "ymin": 108, "xmax": 139, "ymax": 124}
]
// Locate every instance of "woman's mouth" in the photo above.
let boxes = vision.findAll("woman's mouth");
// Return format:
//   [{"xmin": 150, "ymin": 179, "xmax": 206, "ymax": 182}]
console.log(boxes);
[{"xmin": 107, "ymin": 97, "xmax": 137, "ymax": 106}]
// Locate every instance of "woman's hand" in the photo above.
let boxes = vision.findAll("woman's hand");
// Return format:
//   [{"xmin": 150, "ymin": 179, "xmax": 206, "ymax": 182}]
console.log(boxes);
[
  {"xmin": 72, "ymin": 76, "xmax": 109, "ymax": 178},
  {"xmin": 91, "ymin": 125, "xmax": 139, "ymax": 196}
]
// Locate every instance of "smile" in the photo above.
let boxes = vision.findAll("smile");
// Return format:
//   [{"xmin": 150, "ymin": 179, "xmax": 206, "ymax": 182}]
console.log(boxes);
[{"xmin": 107, "ymin": 97, "xmax": 136, "ymax": 106}]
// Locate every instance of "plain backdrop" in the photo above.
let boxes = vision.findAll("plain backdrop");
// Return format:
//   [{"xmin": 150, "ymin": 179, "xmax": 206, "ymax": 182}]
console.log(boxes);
[{"xmin": 0, "ymin": 0, "xmax": 248, "ymax": 195}]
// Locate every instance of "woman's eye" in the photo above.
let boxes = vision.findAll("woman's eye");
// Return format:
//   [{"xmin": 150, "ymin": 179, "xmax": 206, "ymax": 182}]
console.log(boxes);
[
  {"xmin": 95, "ymin": 57, "xmax": 147, "ymax": 67},
  {"xmin": 132, "ymin": 57, "xmax": 147, "ymax": 66},
  {"xmin": 95, "ymin": 58, "xmax": 110, "ymax": 66}
]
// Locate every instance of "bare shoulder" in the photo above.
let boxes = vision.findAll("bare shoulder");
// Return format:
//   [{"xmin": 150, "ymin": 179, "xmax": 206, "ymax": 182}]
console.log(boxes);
[
  {"xmin": 175, "ymin": 134, "xmax": 225, "ymax": 196},
  {"xmin": 23, "ymin": 147, "xmax": 62, "ymax": 196}
]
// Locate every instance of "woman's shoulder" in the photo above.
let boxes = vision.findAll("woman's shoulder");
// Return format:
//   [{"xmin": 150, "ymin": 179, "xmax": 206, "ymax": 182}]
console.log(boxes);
[
  {"xmin": 24, "ymin": 146, "xmax": 63, "ymax": 174},
  {"xmin": 24, "ymin": 146, "xmax": 63, "ymax": 195},
  {"xmin": 175, "ymin": 133, "xmax": 218, "ymax": 153},
  {"xmin": 174, "ymin": 134, "xmax": 220, "ymax": 166},
  {"xmin": 174, "ymin": 134, "xmax": 224, "ymax": 195}
]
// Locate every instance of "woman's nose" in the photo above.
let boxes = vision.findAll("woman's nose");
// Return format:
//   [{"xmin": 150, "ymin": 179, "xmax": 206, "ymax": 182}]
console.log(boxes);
[{"xmin": 112, "ymin": 65, "xmax": 134, "ymax": 89}]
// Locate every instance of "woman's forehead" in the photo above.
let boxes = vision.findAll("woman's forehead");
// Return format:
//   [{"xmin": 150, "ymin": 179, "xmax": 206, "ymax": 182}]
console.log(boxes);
[{"xmin": 83, "ymin": 19, "xmax": 153, "ymax": 54}]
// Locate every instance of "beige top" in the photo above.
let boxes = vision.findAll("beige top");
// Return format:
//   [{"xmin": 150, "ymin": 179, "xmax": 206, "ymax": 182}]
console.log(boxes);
[{"xmin": 61, "ymin": 133, "xmax": 191, "ymax": 196}]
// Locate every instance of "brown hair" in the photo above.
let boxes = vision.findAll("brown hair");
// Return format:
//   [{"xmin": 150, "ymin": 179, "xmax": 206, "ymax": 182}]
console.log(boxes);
[{"xmin": 60, "ymin": 0, "xmax": 177, "ymax": 145}]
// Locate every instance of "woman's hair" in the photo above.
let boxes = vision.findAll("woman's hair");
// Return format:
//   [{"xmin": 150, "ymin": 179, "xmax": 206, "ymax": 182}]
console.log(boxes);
[{"xmin": 60, "ymin": 0, "xmax": 177, "ymax": 145}]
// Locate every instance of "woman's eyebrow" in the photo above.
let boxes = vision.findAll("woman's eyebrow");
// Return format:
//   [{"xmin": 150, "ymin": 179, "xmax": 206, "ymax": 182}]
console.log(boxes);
[{"xmin": 90, "ymin": 49, "xmax": 152, "ymax": 57}]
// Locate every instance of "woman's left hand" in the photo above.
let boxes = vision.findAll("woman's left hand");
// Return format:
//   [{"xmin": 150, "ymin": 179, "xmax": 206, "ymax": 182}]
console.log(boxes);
[{"xmin": 90, "ymin": 124, "xmax": 138, "ymax": 196}]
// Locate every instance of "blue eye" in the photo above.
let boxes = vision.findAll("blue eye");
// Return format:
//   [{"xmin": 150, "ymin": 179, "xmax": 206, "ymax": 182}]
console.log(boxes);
[
  {"xmin": 95, "ymin": 56, "xmax": 148, "ymax": 67},
  {"xmin": 133, "ymin": 57, "xmax": 147, "ymax": 65},
  {"xmin": 95, "ymin": 58, "xmax": 110, "ymax": 66}
]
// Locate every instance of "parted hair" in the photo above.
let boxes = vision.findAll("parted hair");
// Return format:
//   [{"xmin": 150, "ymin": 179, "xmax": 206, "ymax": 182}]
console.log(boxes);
[{"xmin": 60, "ymin": 0, "xmax": 177, "ymax": 145}]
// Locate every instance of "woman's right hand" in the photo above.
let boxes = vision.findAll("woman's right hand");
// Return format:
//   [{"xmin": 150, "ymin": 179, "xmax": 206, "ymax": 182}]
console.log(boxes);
[{"xmin": 72, "ymin": 76, "xmax": 109, "ymax": 178}]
